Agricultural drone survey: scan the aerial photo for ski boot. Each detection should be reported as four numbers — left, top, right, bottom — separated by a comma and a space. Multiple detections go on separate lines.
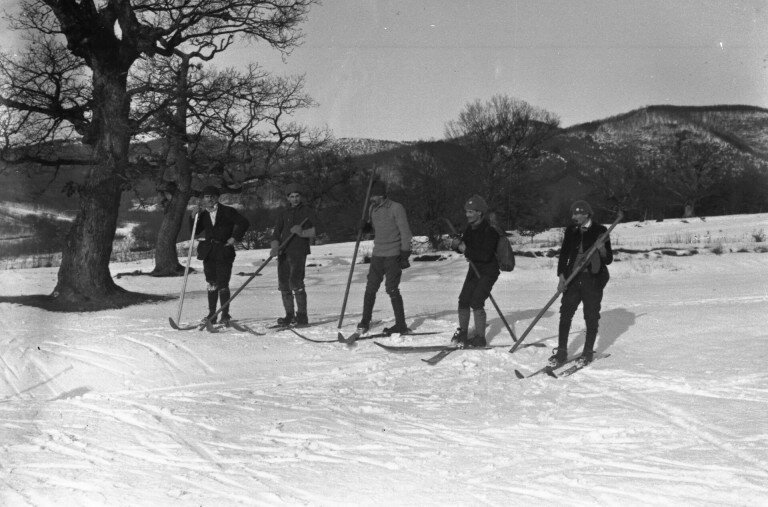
277, 313, 296, 327
468, 335, 487, 348
575, 350, 594, 367
547, 347, 567, 368
356, 321, 370, 335
295, 313, 309, 327
383, 324, 410, 336
450, 328, 468, 348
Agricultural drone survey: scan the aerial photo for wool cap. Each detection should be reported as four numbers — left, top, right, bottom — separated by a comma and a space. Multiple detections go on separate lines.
370, 180, 387, 197
570, 199, 593, 216
201, 185, 220, 197
464, 194, 489, 214
285, 182, 304, 196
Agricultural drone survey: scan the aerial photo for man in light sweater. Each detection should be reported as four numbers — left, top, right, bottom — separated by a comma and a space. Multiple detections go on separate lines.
357, 180, 413, 335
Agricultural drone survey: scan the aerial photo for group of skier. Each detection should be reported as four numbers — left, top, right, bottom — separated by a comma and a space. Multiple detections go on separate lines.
189, 181, 613, 369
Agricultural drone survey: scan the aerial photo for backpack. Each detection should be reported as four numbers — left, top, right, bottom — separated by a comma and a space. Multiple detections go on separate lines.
496, 232, 515, 272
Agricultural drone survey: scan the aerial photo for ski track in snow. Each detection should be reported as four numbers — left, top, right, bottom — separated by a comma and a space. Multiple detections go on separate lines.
2, 217, 768, 504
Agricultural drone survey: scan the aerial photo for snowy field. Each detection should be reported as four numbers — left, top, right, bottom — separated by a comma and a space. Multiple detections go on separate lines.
1, 214, 767, 506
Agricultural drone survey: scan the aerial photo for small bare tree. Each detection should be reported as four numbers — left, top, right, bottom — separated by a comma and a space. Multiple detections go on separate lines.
663, 131, 727, 218
445, 94, 560, 230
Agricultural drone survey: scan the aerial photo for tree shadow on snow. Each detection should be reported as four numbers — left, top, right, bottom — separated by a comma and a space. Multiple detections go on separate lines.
0, 292, 171, 312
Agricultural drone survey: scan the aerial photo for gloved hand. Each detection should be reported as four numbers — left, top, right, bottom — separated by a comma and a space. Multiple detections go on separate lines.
269, 240, 279, 257
557, 274, 567, 293
398, 250, 411, 269
290, 225, 303, 236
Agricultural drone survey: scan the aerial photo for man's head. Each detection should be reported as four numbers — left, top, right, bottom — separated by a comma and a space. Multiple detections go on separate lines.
285, 183, 304, 207
570, 199, 592, 227
369, 180, 386, 205
200, 186, 220, 209
464, 195, 488, 225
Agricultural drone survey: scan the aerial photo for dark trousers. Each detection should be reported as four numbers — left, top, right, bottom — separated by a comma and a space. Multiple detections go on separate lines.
203, 243, 235, 318
278, 254, 307, 316
202, 243, 235, 289
277, 254, 306, 292
361, 255, 405, 326
558, 270, 607, 353
458, 263, 499, 310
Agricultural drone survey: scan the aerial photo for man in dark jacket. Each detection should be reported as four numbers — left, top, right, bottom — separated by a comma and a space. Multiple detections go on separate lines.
270, 182, 317, 326
191, 186, 250, 325
551, 199, 613, 367
449, 195, 500, 347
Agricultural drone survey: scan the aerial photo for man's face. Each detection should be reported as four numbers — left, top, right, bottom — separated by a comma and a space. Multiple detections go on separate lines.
572, 211, 589, 227
465, 208, 482, 225
202, 194, 219, 209
287, 192, 302, 207
370, 194, 385, 205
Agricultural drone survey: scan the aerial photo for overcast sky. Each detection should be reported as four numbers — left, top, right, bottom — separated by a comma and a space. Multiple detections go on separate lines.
2, 0, 767, 141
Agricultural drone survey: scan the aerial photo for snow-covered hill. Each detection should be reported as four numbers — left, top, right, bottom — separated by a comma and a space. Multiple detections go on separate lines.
1, 214, 767, 505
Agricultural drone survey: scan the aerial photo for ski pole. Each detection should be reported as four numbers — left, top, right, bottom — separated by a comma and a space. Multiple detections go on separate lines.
336, 168, 376, 340
170, 211, 199, 329
444, 218, 518, 343
203, 217, 309, 332
508, 210, 624, 354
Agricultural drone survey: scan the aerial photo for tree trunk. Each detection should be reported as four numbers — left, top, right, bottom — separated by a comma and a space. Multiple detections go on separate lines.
683, 203, 695, 218
152, 183, 192, 276
51, 61, 135, 309
151, 55, 193, 277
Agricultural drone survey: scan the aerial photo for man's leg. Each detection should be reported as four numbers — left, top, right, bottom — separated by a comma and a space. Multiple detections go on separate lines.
277, 256, 295, 325
290, 255, 308, 325
360, 257, 385, 331
554, 277, 583, 364
203, 259, 218, 323
468, 269, 498, 346
580, 275, 604, 358
383, 256, 407, 333
216, 248, 234, 322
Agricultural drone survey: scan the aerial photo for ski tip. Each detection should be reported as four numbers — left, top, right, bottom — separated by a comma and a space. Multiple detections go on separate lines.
337, 332, 346, 343
514, 369, 525, 379
168, 317, 179, 329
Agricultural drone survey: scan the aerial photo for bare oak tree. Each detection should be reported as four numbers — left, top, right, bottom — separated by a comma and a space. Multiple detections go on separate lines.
0, 0, 313, 309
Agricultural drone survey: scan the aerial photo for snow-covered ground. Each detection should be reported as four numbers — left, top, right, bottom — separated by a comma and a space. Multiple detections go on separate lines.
1, 214, 767, 506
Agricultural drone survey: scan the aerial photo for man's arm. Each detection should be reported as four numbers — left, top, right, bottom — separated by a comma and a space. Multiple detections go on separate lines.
393, 203, 413, 251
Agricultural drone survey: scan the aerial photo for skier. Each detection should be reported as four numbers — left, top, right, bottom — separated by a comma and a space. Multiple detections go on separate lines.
191, 186, 250, 325
449, 195, 500, 347
357, 180, 413, 335
550, 199, 613, 367
270, 182, 317, 327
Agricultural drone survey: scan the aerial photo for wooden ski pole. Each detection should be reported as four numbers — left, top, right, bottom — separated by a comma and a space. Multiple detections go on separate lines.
444, 218, 518, 343
169, 211, 199, 329
337, 168, 376, 339
508, 210, 624, 354
203, 218, 309, 332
